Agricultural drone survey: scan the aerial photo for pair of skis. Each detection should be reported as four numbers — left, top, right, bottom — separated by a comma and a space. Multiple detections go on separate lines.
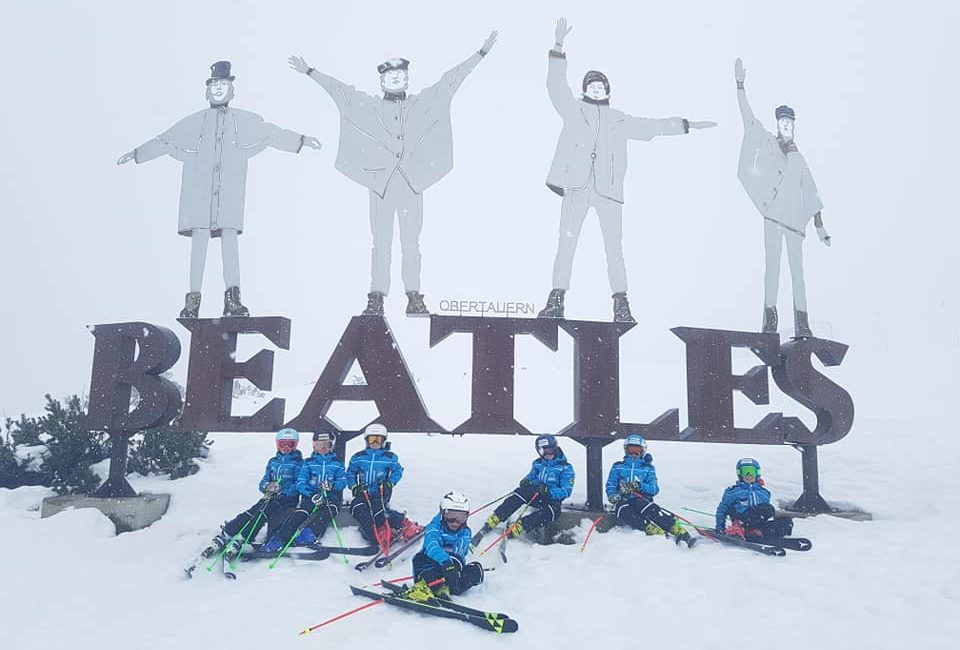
701, 528, 813, 556
348, 580, 518, 634
241, 543, 379, 562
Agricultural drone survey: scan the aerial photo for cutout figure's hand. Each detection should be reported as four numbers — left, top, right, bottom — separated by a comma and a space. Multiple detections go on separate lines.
555, 18, 573, 45
482, 30, 499, 54
688, 121, 718, 130
816, 226, 832, 246
117, 150, 136, 165
302, 136, 322, 150
735, 58, 746, 83
289, 55, 310, 74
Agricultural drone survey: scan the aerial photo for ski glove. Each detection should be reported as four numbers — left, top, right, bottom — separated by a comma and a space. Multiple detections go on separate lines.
311, 493, 327, 506
379, 481, 393, 502
263, 481, 281, 496
319, 481, 333, 493
351, 484, 365, 498
442, 561, 461, 594
619, 481, 639, 495
536, 483, 550, 498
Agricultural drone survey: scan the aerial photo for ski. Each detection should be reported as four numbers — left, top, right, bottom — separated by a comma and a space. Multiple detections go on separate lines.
354, 549, 386, 572
222, 553, 237, 579
498, 535, 508, 563
702, 529, 786, 556
378, 581, 515, 622
762, 536, 812, 552
241, 547, 332, 562
469, 524, 492, 553
373, 529, 426, 568
248, 542, 378, 556
350, 586, 518, 634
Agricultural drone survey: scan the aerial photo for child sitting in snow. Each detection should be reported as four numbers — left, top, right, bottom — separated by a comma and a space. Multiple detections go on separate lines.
715, 458, 793, 540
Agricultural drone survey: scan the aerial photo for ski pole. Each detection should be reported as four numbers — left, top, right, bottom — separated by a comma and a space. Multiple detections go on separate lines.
468, 491, 512, 516
299, 578, 446, 635
320, 486, 350, 565
683, 507, 715, 519
268, 504, 322, 570
580, 513, 606, 553
229, 485, 280, 570
204, 516, 255, 572
480, 492, 539, 556
379, 482, 392, 552
361, 481, 387, 556
674, 513, 719, 542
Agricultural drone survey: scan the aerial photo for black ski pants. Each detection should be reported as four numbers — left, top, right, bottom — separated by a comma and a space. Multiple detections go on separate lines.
412, 552, 484, 596
615, 496, 678, 533
493, 483, 561, 532
223, 495, 298, 540
350, 492, 404, 542
736, 504, 793, 538
272, 494, 341, 544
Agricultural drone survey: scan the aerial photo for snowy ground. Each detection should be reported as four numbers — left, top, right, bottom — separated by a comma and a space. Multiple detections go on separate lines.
2, 417, 958, 650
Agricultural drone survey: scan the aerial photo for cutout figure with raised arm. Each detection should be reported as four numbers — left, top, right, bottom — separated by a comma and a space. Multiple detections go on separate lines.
290, 30, 498, 317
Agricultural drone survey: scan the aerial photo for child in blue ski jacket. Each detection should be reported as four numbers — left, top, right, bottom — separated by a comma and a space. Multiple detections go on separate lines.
605, 434, 693, 546
200, 429, 304, 559
484, 435, 575, 539
261, 429, 348, 552
715, 458, 793, 539
347, 424, 420, 549
405, 491, 485, 602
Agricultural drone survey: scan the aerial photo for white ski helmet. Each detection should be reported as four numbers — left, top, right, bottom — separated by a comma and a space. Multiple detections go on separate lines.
439, 491, 470, 513
363, 423, 388, 443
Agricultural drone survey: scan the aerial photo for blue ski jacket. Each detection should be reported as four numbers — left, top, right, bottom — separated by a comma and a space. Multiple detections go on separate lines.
258, 450, 304, 498
605, 453, 659, 501
421, 512, 472, 566
347, 447, 404, 490
296, 451, 348, 499
522, 449, 575, 502
715, 480, 772, 531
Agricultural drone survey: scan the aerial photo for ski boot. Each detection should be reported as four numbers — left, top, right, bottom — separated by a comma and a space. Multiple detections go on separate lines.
485, 513, 502, 529
508, 520, 524, 539
222, 537, 243, 564
669, 521, 695, 548
724, 519, 746, 539
262, 535, 284, 553
612, 292, 636, 323
180, 291, 201, 319
644, 522, 665, 536
362, 291, 384, 315
295, 527, 317, 546
201, 531, 231, 558
399, 517, 424, 541
405, 291, 430, 317
433, 582, 452, 600
402, 579, 436, 603
223, 286, 249, 317
537, 289, 565, 319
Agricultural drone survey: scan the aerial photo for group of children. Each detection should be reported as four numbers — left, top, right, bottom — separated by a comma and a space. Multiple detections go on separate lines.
200, 425, 793, 601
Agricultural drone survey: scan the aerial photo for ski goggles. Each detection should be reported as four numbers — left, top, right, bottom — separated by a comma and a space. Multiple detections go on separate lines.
442, 510, 469, 526
365, 435, 386, 445
738, 465, 759, 478
276, 440, 297, 452
625, 444, 646, 456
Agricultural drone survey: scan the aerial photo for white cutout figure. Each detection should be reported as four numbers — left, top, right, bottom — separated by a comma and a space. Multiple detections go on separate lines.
735, 58, 831, 338
118, 61, 321, 318
289, 30, 498, 318
538, 19, 716, 323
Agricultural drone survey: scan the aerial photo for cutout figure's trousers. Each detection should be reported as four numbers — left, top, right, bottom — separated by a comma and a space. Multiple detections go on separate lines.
550, 181, 627, 294
189, 228, 241, 292
369, 177, 423, 295
763, 220, 806, 311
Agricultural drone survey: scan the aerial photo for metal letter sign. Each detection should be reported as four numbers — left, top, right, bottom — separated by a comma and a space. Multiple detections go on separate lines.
85, 316, 852, 510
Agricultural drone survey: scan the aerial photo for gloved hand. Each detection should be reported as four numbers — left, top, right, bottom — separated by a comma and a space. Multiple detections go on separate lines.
263, 481, 281, 496
816, 226, 832, 246
311, 493, 327, 507
735, 57, 746, 83
319, 481, 333, 493
379, 481, 393, 501
519, 478, 533, 488
351, 484, 364, 498
536, 483, 550, 498
609, 493, 621, 507
442, 561, 460, 594
619, 481, 639, 495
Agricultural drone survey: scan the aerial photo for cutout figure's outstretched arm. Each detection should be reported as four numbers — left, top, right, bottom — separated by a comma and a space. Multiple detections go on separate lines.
423, 30, 498, 101
547, 18, 576, 115
735, 57, 757, 127
289, 54, 370, 109
118, 113, 203, 165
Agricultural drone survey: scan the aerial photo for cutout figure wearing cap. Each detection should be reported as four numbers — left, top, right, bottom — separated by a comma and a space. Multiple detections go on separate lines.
735, 58, 831, 338
118, 61, 321, 318
537, 18, 716, 323
289, 30, 498, 317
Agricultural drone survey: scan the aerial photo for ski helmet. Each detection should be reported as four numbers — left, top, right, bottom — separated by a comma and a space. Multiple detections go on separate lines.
439, 491, 470, 513
736, 458, 761, 477
535, 434, 558, 458
363, 423, 388, 445
312, 430, 336, 447
276, 427, 299, 451
623, 433, 647, 454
